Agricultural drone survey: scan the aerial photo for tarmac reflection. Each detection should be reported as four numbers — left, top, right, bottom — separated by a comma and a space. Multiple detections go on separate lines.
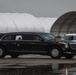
0, 63, 76, 75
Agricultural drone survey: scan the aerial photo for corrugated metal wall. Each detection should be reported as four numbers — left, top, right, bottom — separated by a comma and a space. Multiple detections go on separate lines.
51, 11, 76, 36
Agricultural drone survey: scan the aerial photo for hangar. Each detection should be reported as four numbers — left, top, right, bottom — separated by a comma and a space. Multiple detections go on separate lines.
0, 13, 45, 33
50, 11, 76, 36
0, 13, 56, 33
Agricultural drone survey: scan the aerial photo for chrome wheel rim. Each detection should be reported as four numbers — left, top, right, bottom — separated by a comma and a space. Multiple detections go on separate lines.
0, 48, 3, 56
51, 49, 59, 57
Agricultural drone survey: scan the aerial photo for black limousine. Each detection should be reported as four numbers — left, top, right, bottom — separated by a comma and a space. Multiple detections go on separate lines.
0, 32, 74, 59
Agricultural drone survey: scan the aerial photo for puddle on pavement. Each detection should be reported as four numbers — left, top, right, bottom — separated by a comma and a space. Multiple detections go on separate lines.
0, 63, 76, 75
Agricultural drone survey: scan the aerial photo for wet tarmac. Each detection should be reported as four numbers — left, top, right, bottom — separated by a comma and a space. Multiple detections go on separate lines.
0, 55, 76, 75
0, 63, 76, 75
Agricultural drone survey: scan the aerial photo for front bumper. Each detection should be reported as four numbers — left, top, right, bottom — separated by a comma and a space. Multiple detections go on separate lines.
62, 48, 76, 55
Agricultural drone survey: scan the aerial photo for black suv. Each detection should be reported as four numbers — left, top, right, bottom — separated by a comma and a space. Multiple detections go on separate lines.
0, 32, 70, 59
59, 34, 76, 59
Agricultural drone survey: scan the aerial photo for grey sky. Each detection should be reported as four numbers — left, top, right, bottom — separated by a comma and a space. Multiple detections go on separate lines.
0, 0, 76, 17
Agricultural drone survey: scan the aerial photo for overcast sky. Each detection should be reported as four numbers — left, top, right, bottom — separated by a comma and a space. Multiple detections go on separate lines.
0, 0, 76, 17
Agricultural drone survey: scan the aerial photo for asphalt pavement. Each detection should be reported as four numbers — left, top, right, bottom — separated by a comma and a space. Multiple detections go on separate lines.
0, 55, 76, 73
0, 55, 76, 64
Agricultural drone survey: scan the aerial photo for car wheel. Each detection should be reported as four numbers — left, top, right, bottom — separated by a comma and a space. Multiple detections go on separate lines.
10, 54, 19, 58
50, 46, 62, 59
0, 46, 6, 58
65, 55, 74, 59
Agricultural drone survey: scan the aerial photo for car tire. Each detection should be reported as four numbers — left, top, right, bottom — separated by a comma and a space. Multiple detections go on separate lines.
0, 46, 6, 58
65, 55, 74, 59
10, 54, 19, 58
50, 46, 62, 59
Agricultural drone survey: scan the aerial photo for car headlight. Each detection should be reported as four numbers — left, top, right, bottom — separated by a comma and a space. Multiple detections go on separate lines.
59, 42, 68, 48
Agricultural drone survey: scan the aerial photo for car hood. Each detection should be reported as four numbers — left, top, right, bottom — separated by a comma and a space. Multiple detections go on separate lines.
59, 40, 76, 43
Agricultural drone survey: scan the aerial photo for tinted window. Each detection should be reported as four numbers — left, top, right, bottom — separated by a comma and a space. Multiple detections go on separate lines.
22, 34, 33, 40
61, 36, 74, 40
0, 34, 4, 39
74, 36, 76, 40
41, 34, 54, 41
2, 35, 11, 40
69, 36, 74, 40
33, 35, 42, 41
2, 34, 16, 40
22, 34, 42, 41
11, 35, 16, 40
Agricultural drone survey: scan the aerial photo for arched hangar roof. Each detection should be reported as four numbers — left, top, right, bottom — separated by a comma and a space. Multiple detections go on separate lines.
0, 13, 44, 33
50, 11, 76, 36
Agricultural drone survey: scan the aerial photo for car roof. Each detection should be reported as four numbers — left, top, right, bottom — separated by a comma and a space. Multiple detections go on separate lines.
3, 32, 50, 35
65, 34, 76, 36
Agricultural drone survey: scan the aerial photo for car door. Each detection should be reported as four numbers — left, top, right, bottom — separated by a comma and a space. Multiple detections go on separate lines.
16, 34, 35, 52
14, 34, 26, 52
31, 35, 49, 53
1, 34, 18, 52
17, 34, 48, 53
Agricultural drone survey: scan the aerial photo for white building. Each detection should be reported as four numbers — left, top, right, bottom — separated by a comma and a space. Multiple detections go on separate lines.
0, 13, 57, 33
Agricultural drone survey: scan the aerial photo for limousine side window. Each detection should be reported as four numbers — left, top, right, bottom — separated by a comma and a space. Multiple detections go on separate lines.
15, 35, 22, 40
2, 35, 12, 40
34, 35, 42, 41
22, 34, 42, 41
22, 34, 34, 40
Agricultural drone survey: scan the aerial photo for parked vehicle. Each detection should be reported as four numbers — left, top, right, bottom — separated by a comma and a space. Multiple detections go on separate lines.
61, 34, 76, 42
0, 32, 74, 59
60, 34, 76, 59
